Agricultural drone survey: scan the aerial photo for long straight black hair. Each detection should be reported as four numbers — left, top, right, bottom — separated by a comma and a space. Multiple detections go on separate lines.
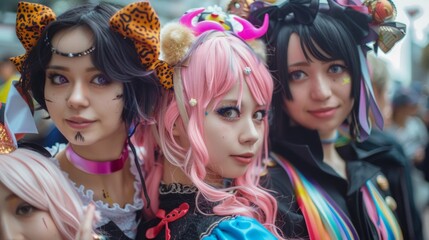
259, 12, 362, 141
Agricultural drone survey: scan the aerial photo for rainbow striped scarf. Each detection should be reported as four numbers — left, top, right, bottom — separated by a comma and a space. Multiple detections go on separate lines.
275, 155, 403, 240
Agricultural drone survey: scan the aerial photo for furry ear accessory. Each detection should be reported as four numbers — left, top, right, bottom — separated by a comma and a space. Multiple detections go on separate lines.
110, 2, 174, 89
10, 2, 56, 74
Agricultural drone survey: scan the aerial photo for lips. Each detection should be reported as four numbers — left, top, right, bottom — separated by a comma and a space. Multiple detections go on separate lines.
65, 117, 95, 129
308, 107, 338, 118
231, 153, 254, 165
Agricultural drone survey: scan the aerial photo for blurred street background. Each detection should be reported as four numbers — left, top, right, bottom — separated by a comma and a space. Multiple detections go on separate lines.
1, 0, 428, 85
1, 0, 429, 238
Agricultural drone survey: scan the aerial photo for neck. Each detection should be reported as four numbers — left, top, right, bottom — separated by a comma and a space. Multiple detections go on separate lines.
162, 157, 193, 185
66, 140, 129, 175
321, 142, 347, 178
320, 130, 339, 145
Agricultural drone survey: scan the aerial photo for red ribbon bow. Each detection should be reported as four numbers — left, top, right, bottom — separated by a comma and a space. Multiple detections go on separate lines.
146, 202, 190, 240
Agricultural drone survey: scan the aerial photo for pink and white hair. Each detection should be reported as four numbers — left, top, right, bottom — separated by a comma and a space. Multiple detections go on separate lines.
0, 148, 83, 240
139, 31, 283, 238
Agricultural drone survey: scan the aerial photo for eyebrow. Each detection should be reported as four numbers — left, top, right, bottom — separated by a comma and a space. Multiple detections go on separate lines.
220, 99, 239, 105
288, 61, 309, 68
46, 65, 99, 72
219, 99, 266, 108
5, 193, 19, 202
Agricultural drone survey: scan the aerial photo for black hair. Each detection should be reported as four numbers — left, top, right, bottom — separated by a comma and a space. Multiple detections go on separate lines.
23, 2, 160, 128
257, 10, 362, 141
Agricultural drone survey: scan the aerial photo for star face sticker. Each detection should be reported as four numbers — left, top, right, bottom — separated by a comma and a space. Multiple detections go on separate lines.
342, 77, 351, 85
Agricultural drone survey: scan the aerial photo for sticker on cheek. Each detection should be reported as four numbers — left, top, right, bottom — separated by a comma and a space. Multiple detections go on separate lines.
342, 77, 351, 85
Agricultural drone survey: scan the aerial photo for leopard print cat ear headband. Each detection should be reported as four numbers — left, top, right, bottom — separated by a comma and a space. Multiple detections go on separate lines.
11, 2, 174, 90
10, 2, 56, 74
110, 2, 173, 89
11, 2, 95, 70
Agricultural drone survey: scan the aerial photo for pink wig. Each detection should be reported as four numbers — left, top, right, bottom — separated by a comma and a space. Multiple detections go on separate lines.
0, 148, 83, 240
141, 31, 282, 238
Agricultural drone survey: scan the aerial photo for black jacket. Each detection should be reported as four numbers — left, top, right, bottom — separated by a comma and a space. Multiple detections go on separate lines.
338, 129, 423, 240
263, 126, 412, 239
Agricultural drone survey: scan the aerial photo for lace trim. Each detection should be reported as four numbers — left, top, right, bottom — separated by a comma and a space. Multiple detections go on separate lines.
200, 216, 234, 239
46, 143, 143, 239
159, 183, 198, 195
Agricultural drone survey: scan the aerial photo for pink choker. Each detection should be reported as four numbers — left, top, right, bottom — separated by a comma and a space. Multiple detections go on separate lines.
65, 142, 129, 175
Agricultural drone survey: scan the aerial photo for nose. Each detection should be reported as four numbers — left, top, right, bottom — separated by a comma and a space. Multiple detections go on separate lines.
66, 81, 90, 109
310, 74, 332, 101
0, 214, 22, 240
239, 117, 260, 146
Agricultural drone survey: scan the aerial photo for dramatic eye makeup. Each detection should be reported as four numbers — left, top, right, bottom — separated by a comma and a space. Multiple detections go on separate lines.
216, 106, 240, 120
47, 72, 68, 85
253, 110, 267, 122
288, 70, 307, 82
91, 74, 112, 86
328, 63, 347, 74
15, 202, 37, 216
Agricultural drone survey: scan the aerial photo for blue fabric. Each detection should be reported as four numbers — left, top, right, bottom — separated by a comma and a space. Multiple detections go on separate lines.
202, 216, 277, 240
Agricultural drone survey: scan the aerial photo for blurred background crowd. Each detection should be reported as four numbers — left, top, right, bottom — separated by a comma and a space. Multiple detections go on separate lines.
1, 0, 429, 238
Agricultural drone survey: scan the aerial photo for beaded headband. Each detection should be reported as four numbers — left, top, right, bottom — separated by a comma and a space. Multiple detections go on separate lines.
50, 46, 95, 58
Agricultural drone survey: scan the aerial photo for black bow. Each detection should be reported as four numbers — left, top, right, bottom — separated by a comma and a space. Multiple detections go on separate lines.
250, 0, 372, 45
250, 0, 319, 26
324, 0, 372, 44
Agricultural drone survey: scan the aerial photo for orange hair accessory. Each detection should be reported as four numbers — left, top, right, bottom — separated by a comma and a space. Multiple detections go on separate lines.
0, 123, 15, 154
10, 2, 56, 73
110, 2, 174, 89
364, 0, 396, 24
0, 83, 38, 154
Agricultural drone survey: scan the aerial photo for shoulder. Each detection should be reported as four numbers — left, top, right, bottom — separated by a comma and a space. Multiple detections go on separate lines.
341, 130, 408, 168
261, 154, 294, 195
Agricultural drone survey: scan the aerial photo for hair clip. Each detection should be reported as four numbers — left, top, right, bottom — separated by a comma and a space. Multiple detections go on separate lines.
189, 98, 197, 107
244, 67, 252, 75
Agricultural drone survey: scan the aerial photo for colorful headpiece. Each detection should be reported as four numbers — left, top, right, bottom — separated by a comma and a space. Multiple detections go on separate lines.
180, 6, 269, 42
251, 0, 406, 141
227, 0, 255, 18
0, 83, 38, 154
161, 6, 268, 68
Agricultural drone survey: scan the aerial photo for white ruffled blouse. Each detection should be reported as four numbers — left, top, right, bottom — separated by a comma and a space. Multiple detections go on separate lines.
47, 143, 143, 239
